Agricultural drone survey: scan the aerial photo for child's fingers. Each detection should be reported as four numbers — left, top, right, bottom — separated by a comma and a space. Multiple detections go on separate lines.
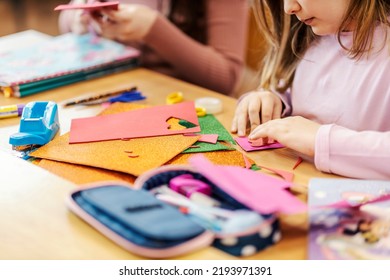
248, 123, 266, 140
247, 98, 261, 132
234, 104, 250, 136
259, 96, 274, 124
230, 116, 238, 133
272, 100, 282, 120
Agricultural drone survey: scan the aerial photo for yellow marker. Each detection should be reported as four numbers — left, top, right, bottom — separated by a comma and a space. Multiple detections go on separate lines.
166, 91, 183, 104
0, 104, 25, 119
195, 106, 207, 117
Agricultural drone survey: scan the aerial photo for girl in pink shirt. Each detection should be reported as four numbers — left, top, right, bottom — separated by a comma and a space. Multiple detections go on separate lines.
59, 0, 249, 96
231, 0, 390, 179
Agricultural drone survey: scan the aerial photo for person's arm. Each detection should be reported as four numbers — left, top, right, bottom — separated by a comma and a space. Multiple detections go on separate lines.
315, 125, 390, 179
143, 0, 249, 95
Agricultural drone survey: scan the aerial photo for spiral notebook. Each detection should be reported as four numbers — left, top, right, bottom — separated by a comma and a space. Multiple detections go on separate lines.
0, 33, 140, 97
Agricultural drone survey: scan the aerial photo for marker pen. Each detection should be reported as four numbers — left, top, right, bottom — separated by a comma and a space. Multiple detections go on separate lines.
0, 104, 25, 119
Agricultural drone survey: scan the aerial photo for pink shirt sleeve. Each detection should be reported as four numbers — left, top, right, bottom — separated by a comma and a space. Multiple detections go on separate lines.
143, 0, 248, 95
315, 124, 390, 180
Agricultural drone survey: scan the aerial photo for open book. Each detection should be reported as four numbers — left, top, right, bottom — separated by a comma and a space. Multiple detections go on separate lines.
0, 32, 139, 97
308, 178, 390, 260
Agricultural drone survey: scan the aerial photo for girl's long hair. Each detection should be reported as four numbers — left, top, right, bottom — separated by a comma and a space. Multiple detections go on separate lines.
252, 0, 390, 93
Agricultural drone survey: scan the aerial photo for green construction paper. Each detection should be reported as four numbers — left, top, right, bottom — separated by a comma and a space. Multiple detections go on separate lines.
183, 141, 235, 153
182, 114, 236, 153
250, 164, 261, 171
198, 114, 235, 143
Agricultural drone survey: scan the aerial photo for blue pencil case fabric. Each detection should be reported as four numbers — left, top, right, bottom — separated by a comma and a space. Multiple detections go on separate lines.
67, 182, 214, 258
67, 167, 281, 258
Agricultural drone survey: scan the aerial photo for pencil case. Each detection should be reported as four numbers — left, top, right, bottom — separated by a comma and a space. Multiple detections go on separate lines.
67, 155, 305, 258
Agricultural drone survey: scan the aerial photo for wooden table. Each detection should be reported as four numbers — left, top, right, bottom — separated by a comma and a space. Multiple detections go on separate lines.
0, 68, 337, 260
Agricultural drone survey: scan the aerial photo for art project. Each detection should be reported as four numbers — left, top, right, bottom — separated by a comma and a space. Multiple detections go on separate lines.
308, 178, 390, 260
69, 101, 200, 143
54, 2, 119, 11
235, 137, 284, 152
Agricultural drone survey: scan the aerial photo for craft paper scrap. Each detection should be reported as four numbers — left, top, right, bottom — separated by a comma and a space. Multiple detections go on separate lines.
258, 165, 294, 183
196, 114, 235, 143
54, 2, 119, 11
183, 141, 235, 153
69, 101, 200, 143
194, 134, 219, 144
182, 114, 235, 153
189, 155, 306, 215
38, 159, 136, 185
235, 137, 284, 152
308, 178, 390, 260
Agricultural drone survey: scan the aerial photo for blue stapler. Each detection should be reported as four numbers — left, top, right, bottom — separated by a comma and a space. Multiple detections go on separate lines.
9, 101, 60, 159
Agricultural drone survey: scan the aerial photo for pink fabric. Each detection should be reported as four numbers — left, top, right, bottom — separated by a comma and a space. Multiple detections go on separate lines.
281, 24, 390, 180
189, 155, 307, 215
59, 0, 249, 95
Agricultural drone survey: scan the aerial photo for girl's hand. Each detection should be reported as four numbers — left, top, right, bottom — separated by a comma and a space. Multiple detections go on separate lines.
231, 90, 283, 136
91, 4, 158, 43
248, 116, 320, 157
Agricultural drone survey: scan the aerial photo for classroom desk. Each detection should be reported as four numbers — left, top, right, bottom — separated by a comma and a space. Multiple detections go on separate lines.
0, 68, 338, 260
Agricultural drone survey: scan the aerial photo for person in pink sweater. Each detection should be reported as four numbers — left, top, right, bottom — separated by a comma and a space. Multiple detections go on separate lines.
59, 0, 249, 96
231, 0, 390, 180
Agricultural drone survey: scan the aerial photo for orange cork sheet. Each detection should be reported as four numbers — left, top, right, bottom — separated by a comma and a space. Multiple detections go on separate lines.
31, 133, 199, 177
31, 103, 200, 177
37, 150, 254, 185
167, 150, 255, 167
38, 159, 136, 185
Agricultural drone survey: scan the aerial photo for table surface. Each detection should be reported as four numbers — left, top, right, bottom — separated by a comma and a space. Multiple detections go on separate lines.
0, 68, 338, 260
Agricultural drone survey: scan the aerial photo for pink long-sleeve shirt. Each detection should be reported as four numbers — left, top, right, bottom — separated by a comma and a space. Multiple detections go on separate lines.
279, 24, 390, 180
59, 0, 248, 95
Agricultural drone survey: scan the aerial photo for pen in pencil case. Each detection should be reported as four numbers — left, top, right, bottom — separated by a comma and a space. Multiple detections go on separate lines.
63, 86, 138, 106
0, 104, 25, 119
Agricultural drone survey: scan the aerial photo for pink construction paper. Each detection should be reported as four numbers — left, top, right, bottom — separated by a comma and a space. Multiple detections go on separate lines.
235, 137, 284, 152
258, 165, 294, 182
197, 134, 219, 144
54, 2, 119, 11
189, 155, 307, 214
69, 101, 200, 144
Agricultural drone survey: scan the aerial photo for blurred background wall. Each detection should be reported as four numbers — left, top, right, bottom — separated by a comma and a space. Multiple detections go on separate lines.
0, 0, 64, 36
